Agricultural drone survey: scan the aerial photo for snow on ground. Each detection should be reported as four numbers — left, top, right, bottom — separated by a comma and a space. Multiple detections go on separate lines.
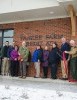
0, 84, 77, 100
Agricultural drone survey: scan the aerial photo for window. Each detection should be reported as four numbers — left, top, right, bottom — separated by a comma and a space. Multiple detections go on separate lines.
0, 31, 2, 37
4, 30, 13, 37
0, 29, 14, 47
0, 31, 2, 48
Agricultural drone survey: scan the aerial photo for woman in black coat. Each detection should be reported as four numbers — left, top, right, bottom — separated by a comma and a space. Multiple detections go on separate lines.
49, 42, 60, 79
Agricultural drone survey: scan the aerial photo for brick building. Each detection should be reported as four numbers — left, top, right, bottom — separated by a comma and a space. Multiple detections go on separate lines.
0, 0, 77, 78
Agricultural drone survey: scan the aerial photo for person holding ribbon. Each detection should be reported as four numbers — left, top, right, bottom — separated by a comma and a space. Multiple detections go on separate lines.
65, 40, 77, 82
60, 37, 70, 80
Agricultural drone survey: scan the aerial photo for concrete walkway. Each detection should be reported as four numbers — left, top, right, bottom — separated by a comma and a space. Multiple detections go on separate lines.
0, 76, 77, 93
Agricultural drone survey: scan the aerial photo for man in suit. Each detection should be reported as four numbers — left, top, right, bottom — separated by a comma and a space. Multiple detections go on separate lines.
60, 37, 70, 80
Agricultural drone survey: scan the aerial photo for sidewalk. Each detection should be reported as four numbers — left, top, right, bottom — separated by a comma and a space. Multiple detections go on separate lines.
0, 76, 77, 93
0, 75, 74, 84
0, 76, 77, 100
0, 75, 76, 84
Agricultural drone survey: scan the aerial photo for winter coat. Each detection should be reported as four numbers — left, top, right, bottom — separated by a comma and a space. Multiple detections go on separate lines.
10, 50, 19, 61
7, 46, 14, 58
42, 50, 49, 67
32, 49, 43, 62
1, 46, 9, 58
19, 46, 29, 61
49, 47, 60, 65
61, 42, 70, 60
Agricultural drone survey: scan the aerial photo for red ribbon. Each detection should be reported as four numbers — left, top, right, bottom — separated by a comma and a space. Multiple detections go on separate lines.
62, 51, 68, 75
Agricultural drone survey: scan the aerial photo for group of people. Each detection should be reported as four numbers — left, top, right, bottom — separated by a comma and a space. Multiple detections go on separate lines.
32, 37, 77, 82
0, 41, 29, 79
0, 37, 77, 82
32, 43, 60, 79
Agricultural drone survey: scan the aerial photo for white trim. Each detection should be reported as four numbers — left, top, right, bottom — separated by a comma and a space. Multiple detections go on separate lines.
57, 0, 74, 2
0, 15, 70, 24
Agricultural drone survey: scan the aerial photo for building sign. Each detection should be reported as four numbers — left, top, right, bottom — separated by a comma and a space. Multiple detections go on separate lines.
20, 33, 63, 46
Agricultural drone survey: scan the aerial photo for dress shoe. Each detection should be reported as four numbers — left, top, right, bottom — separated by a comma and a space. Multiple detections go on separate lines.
69, 79, 77, 82
42, 76, 47, 79
22, 76, 26, 79
34, 76, 39, 78
60, 78, 68, 80
19, 76, 23, 78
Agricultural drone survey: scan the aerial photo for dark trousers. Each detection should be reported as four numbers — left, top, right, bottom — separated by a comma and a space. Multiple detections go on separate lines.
0, 58, 2, 74
20, 61, 27, 76
43, 67, 48, 78
70, 57, 77, 80
11, 60, 19, 76
50, 64, 57, 79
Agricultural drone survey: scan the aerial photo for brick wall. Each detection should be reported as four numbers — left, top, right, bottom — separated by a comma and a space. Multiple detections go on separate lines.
0, 17, 77, 78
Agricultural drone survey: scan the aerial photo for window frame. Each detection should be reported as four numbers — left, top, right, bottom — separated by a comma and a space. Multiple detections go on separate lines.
0, 28, 14, 47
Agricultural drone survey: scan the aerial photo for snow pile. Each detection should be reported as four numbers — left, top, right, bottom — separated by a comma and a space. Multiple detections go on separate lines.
0, 85, 77, 100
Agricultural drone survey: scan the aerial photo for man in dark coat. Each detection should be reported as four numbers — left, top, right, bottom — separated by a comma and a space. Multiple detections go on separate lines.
1, 41, 9, 76
60, 37, 70, 80
49, 42, 60, 79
